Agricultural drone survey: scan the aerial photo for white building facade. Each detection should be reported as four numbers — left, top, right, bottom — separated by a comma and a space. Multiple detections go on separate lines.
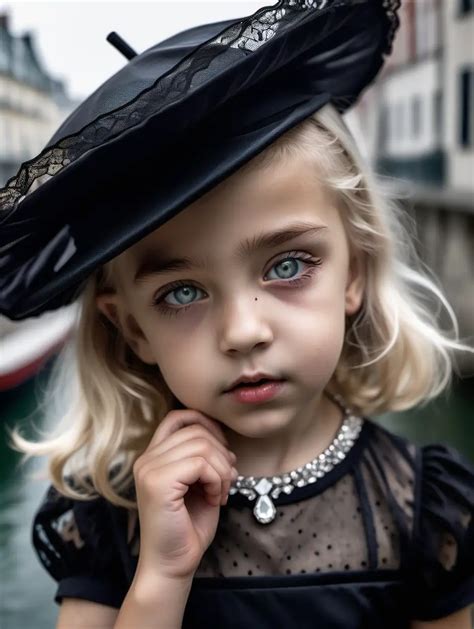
0, 14, 76, 186
374, 0, 444, 186
443, 1, 474, 191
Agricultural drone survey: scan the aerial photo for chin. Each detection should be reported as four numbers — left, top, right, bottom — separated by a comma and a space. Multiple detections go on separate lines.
231, 412, 291, 434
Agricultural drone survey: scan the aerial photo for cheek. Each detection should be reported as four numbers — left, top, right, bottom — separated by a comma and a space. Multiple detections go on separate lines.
285, 279, 347, 377
144, 328, 211, 399
297, 325, 345, 379
284, 263, 347, 327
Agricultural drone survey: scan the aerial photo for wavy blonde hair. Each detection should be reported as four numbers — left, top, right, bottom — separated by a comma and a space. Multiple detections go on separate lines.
7, 103, 473, 510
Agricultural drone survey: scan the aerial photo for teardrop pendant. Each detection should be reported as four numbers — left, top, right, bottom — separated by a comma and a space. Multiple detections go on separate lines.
253, 493, 277, 524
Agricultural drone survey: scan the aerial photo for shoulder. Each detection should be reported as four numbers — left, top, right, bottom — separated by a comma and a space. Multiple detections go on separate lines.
369, 419, 474, 528
362, 418, 474, 540
361, 417, 474, 496
362, 418, 474, 621
32, 481, 139, 608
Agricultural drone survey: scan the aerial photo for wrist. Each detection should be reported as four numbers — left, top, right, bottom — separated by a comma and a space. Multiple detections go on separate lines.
132, 563, 194, 603
115, 565, 194, 628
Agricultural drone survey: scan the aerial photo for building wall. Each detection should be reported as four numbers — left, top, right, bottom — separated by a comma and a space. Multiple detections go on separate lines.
415, 0, 442, 57
443, 2, 474, 191
0, 75, 60, 164
381, 58, 440, 158
0, 13, 75, 185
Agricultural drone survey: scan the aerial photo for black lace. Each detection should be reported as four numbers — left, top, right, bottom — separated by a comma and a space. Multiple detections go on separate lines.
0, 0, 400, 217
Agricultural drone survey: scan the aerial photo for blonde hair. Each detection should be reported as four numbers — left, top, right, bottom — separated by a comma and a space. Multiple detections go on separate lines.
7, 103, 473, 510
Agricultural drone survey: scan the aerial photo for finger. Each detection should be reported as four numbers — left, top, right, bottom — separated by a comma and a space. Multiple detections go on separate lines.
139, 439, 235, 486
146, 409, 230, 451
142, 456, 227, 507
136, 443, 236, 505
143, 425, 237, 467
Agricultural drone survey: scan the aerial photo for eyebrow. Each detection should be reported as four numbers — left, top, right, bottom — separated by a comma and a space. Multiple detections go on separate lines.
133, 221, 328, 284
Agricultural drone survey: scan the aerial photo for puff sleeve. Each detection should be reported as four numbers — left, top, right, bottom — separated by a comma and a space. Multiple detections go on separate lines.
407, 443, 474, 621
31, 484, 132, 608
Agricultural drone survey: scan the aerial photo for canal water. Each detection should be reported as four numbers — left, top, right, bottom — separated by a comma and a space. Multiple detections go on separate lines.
1, 358, 473, 628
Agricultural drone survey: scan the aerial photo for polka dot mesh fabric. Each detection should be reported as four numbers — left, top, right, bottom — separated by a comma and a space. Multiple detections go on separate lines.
196, 475, 370, 577
193, 427, 416, 578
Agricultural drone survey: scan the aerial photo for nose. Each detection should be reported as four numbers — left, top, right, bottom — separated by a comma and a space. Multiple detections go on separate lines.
218, 294, 273, 354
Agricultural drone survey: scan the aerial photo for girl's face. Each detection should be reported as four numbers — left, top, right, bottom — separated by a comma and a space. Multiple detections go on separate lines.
97, 153, 364, 465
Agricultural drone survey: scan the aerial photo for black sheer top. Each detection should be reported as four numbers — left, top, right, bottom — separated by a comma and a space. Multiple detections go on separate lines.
31, 418, 474, 628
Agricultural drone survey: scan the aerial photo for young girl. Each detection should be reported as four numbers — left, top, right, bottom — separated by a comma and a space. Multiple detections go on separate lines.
3, 2, 474, 628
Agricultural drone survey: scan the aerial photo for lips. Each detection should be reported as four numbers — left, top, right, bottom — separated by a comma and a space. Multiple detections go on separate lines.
226, 379, 287, 404
225, 377, 285, 392
233, 378, 272, 389
224, 371, 285, 393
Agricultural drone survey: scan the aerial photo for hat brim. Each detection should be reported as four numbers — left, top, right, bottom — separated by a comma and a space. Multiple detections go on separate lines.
0, 0, 400, 319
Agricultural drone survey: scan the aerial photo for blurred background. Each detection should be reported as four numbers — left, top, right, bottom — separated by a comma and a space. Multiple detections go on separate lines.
0, 1, 473, 627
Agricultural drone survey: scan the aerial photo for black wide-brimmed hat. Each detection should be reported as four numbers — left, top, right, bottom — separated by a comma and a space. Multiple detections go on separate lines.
0, 0, 401, 320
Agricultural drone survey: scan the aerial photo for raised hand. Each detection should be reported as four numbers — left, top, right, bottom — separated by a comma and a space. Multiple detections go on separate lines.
132, 409, 238, 580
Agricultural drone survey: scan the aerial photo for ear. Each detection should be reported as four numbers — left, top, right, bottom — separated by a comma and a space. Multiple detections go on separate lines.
95, 292, 156, 365
345, 251, 365, 316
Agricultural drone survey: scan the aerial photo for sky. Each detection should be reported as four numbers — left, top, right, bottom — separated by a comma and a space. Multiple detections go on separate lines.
1, 1, 265, 100
0, 0, 368, 155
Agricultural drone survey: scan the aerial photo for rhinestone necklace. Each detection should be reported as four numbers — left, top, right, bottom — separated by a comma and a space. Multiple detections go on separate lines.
228, 393, 364, 524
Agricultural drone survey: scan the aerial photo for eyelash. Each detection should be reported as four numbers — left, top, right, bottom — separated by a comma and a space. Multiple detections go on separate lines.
151, 251, 323, 318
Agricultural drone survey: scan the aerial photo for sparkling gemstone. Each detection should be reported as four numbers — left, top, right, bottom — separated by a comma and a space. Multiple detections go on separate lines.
254, 477, 273, 496
282, 484, 293, 494
254, 495, 277, 524
240, 488, 256, 499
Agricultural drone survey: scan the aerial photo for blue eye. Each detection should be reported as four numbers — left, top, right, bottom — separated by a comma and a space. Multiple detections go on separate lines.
152, 252, 322, 318
163, 285, 201, 307
267, 257, 302, 281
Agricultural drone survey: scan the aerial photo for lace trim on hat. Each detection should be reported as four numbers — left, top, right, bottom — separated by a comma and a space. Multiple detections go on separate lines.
0, 0, 400, 217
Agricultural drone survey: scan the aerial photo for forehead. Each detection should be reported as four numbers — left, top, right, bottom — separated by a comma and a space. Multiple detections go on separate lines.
121, 153, 339, 273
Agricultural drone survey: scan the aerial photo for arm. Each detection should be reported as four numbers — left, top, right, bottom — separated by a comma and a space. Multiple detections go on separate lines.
410, 605, 473, 629
113, 569, 193, 629
56, 570, 193, 629
57, 599, 118, 628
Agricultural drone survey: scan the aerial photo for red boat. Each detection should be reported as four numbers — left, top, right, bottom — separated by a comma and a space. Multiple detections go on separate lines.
0, 305, 77, 391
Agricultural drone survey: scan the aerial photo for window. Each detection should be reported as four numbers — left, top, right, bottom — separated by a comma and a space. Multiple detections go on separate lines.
433, 89, 442, 143
412, 96, 421, 137
396, 101, 404, 139
379, 104, 389, 150
459, 0, 474, 15
459, 68, 473, 148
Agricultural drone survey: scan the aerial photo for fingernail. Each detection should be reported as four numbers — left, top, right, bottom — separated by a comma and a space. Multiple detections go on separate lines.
231, 466, 238, 476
